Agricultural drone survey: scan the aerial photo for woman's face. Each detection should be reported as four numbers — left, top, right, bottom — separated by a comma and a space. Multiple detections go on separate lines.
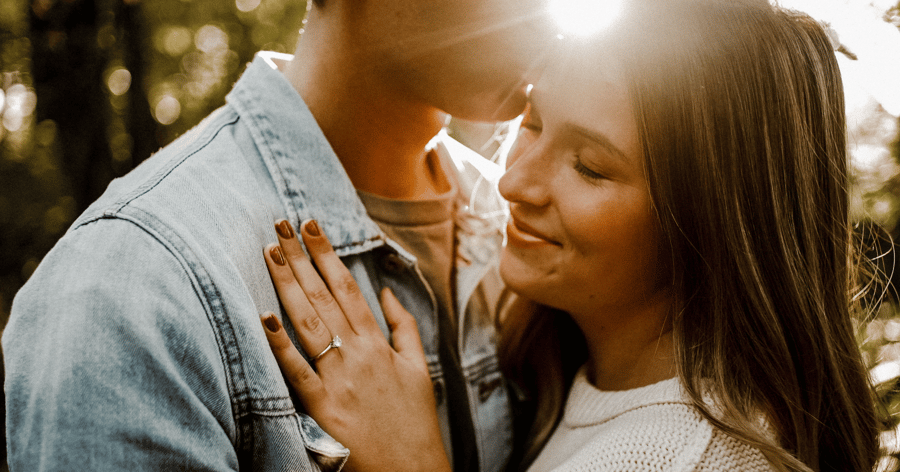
498, 43, 671, 320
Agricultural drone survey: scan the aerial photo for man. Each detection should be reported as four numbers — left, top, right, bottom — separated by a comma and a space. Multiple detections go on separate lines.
4, 0, 554, 470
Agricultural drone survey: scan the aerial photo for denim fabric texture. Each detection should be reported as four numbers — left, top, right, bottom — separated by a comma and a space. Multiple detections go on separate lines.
3, 53, 512, 471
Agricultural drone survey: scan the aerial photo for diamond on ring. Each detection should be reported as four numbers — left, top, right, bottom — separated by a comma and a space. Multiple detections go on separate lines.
314, 335, 342, 361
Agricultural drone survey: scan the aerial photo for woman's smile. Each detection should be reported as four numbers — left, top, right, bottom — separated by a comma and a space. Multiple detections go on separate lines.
497, 41, 669, 320
506, 214, 561, 249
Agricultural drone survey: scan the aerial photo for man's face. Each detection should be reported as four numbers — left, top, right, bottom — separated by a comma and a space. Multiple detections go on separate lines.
364, 0, 557, 122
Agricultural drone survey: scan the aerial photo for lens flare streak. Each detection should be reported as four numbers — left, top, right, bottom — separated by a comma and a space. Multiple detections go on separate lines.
548, 0, 623, 38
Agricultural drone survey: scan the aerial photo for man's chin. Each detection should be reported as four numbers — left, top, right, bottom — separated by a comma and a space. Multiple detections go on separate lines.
455, 87, 529, 123
491, 90, 529, 121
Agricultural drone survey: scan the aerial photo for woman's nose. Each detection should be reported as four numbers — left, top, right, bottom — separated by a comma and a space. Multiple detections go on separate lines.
498, 143, 551, 208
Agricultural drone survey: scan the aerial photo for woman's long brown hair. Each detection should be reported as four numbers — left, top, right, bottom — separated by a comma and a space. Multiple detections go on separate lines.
499, 2, 880, 471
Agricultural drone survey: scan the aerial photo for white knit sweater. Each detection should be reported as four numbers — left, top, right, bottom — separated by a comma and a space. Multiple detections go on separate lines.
527, 369, 775, 472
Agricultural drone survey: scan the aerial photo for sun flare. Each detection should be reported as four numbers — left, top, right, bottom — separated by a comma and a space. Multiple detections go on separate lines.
549, 0, 623, 38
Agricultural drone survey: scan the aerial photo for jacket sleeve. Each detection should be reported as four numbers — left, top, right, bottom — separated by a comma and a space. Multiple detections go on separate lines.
3, 218, 239, 471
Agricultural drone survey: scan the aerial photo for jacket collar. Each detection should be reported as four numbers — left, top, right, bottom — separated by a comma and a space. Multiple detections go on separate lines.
226, 53, 385, 256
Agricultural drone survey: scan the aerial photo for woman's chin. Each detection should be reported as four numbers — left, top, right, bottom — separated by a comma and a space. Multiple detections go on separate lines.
499, 249, 553, 305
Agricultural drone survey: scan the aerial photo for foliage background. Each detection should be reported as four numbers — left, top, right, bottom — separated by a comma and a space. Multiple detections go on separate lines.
0, 0, 307, 324
0, 0, 899, 470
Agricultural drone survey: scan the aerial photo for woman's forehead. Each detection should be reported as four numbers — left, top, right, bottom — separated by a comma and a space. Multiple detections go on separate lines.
535, 42, 628, 112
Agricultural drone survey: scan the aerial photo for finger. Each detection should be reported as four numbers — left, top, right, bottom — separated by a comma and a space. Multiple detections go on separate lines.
264, 243, 337, 360
380, 288, 426, 364
273, 219, 353, 338
301, 219, 380, 335
260, 312, 326, 402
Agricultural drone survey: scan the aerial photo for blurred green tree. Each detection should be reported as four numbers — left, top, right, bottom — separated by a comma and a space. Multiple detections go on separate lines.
0, 0, 306, 326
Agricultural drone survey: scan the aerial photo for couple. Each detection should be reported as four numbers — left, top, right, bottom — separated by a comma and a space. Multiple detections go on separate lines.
259, 1, 879, 471
3, 0, 878, 472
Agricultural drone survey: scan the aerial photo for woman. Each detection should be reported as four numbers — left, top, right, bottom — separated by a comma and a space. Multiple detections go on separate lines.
260, 0, 879, 470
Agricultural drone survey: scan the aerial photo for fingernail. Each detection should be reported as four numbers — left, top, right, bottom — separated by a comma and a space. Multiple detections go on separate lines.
304, 219, 321, 237
275, 220, 295, 239
261, 312, 281, 333
270, 245, 286, 266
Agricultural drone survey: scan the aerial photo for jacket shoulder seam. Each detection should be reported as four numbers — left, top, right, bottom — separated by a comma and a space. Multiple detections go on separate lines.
76, 107, 240, 226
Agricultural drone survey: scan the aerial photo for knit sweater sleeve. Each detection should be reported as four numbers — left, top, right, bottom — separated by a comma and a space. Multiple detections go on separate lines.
545, 402, 773, 472
694, 428, 774, 471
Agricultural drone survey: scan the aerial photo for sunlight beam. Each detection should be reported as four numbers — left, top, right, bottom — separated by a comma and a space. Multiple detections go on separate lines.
549, 0, 623, 38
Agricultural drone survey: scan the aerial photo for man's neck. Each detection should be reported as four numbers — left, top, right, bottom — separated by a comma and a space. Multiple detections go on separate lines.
282, 29, 450, 201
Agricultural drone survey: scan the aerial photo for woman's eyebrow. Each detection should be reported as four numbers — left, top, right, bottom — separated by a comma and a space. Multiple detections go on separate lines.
528, 90, 627, 163
563, 122, 628, 163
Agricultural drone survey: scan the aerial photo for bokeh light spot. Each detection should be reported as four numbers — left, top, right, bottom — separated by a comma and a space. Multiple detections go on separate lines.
43, 204, 70, 235
3, 111, 24, 133
21, 259, 39, 281
111, 132, 133, 162
162, 26, 193, 56
549, 0, 622, 38
154, 95, 181, 125
872, 196, 897, 223
236, 0, 261, 13
6, 84, 37, 117
35, 119, 57, 147
195, 25, 228, 53
181, 51, 202, 75
852, 144, 895, 177
107, 68, 132, 96
97, 24, 116, 50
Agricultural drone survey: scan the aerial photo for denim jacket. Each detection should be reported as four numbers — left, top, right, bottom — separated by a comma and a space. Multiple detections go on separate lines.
3, 53, 512, 471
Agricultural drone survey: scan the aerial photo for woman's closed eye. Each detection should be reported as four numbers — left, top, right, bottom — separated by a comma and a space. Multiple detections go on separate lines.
574, 158, 607, 182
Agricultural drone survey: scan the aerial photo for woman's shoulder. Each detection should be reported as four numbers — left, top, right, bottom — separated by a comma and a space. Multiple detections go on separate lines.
553, 402, 772, 472
693, 426, 774, 472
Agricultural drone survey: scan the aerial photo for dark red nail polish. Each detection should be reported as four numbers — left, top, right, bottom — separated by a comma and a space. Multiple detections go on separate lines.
275, 220, 295, 239
262, 313, 280, 333
305, 220, 321, 237
270, 246, 286, 265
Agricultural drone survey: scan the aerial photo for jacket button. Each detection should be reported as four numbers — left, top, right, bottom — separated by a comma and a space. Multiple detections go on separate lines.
433, 379, 445, 405
379, 253, 407, 274
478, 377, 502, 403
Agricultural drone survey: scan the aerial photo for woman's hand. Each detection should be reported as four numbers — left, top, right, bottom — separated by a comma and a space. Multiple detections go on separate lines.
260, 219, 451, 472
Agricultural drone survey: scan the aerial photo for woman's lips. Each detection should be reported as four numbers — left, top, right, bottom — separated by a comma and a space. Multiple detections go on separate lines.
506, 218, 560, 248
